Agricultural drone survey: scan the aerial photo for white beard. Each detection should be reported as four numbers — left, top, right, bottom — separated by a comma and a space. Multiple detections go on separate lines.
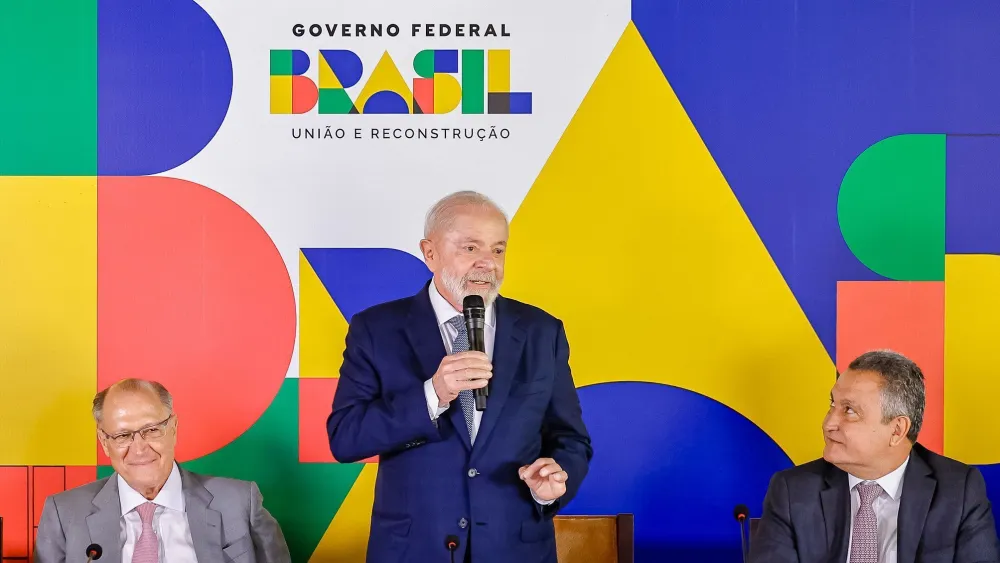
440, 267, 501, 307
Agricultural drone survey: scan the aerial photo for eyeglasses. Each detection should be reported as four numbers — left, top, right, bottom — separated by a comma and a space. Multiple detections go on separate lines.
100, 415, 173, 447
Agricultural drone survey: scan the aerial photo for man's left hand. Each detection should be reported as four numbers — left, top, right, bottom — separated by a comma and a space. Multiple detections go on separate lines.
519, 458, 567, 502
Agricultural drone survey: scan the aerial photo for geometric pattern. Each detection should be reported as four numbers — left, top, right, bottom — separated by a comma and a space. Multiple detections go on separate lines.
4, 0, 1000, 561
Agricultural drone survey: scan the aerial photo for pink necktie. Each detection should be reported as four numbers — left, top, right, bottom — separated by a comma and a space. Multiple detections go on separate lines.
131, 501, 159, 563
849, 481, 883, 563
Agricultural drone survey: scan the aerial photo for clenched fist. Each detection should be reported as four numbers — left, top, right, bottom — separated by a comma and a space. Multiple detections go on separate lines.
432, 351, 492, 407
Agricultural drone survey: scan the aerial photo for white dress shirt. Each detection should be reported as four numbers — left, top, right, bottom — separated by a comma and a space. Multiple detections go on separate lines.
119, 462, 199, 563
421, 282, 553, 506
845, 457, 909, 563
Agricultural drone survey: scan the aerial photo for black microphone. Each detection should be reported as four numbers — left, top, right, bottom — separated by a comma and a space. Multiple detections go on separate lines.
85, 543, 103, 561
445, 534, 460, 563
463, 294, 487, 411
733, 504, 749, 563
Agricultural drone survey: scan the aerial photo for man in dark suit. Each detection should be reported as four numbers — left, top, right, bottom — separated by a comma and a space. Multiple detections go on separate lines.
750, 350, 1000, 563
326, 190, 593, 563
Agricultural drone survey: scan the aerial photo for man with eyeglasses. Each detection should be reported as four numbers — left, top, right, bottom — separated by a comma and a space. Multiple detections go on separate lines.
34, 378, 291, 563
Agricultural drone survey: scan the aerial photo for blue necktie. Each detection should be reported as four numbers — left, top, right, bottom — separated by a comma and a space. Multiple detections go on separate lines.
447, 315, 477, 440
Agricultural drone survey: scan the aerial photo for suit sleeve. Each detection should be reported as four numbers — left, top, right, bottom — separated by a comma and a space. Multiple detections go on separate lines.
536, 321, 594, 518
249, 481, 292, 563
955, 466, 1000, 563
326, 313, 442, 462
33, 496, 66, 563
748, 472, 800, 563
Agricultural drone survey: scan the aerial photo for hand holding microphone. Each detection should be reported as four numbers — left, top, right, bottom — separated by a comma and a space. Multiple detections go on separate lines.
431, 294, 492, 409
430, 352, 492, 407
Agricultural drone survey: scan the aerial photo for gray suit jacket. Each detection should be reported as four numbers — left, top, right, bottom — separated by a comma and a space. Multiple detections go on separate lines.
33, 467, 291, 563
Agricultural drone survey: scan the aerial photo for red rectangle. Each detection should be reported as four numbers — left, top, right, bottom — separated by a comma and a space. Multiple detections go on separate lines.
0, 466, 29, 558
65, 466, 98, 490
32, 467, 65, 527
299, 378, 376, 463
837, 281, 944, 453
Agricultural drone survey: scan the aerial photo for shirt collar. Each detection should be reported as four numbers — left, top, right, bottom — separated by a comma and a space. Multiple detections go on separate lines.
118, 461, 185, 515
428, 280, 496, 329
848, 455, 909, 501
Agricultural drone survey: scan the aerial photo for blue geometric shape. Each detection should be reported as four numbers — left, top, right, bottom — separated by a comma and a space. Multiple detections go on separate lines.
98, 0, 233, 175
975, 463, 1000, 539
565, 382, 793, 563
632, 0, 1000, 360
509, 93, 532, 114
321, 50, 363, 88
363, 91, 410, 114
301, 248, 431, 321
946, 135, 1000, 255
434, 50, 459, 74
291, 49, 310, 76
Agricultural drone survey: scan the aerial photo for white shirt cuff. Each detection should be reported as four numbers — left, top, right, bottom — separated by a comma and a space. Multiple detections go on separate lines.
424, 379, 449, 420
531, 490, 556, 505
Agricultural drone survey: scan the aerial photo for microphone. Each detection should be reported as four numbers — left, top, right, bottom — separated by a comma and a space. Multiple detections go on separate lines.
85, 543, 103, 561
445, 534, 460, 563
462, 294, 487, 411
733, 504, 749, 563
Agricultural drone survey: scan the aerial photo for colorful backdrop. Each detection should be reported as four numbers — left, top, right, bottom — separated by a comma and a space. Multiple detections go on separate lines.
2, 1, 999, 561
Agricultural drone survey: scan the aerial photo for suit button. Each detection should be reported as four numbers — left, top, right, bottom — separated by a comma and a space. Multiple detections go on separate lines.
467, 468, 478, 477
459, 518, 468, 528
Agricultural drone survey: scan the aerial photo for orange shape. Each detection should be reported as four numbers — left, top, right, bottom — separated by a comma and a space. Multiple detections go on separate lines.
836, 281, 944, 453
0, 466, 29, 558
299, 378, 376, 464
97, 176, 295, 463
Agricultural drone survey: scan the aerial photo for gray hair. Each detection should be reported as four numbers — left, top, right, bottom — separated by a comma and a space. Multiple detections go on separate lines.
92, 378, 173, 423
423, 190, 507, 238
848, 349, 925, 443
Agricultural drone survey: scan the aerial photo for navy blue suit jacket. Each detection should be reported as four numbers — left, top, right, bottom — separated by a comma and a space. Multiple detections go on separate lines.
750, 443, 1000, 563
326, 283, 593, 563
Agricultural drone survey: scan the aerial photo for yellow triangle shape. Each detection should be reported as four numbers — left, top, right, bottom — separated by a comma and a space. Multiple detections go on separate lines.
319, 55, 343, 89
309, 463, 378, 562
502, 22, 834, 465
355, 51, 413, 113
299, 252, 348, 378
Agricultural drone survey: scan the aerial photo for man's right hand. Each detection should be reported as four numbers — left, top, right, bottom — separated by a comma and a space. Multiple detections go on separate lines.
431, 351, 492, 407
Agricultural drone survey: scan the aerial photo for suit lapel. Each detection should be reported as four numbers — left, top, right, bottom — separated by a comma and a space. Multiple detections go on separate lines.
181, 468, 224, 563
472, 296, 525, 458
86, 476, 122, 563
820, 464, 850, 561
897, 448, 935, 563
404, 283, 472, 450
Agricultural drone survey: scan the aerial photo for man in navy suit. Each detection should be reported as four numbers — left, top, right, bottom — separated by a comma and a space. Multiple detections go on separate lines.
326, 190, 593, 563
750, 350, 1000, 563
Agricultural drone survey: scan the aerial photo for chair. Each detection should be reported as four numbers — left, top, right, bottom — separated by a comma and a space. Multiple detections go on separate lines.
554, 513, 634, 563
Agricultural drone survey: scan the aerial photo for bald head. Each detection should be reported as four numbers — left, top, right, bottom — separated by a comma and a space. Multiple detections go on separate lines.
423, 191, 508, 239
93, 378, 173, 424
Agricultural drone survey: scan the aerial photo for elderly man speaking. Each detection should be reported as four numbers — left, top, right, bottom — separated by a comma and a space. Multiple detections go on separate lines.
327, 190, 594, 563
34, 378, 291, 563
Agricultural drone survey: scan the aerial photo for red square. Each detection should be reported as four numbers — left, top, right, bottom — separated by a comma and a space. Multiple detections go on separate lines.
299, 378, 377, 463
